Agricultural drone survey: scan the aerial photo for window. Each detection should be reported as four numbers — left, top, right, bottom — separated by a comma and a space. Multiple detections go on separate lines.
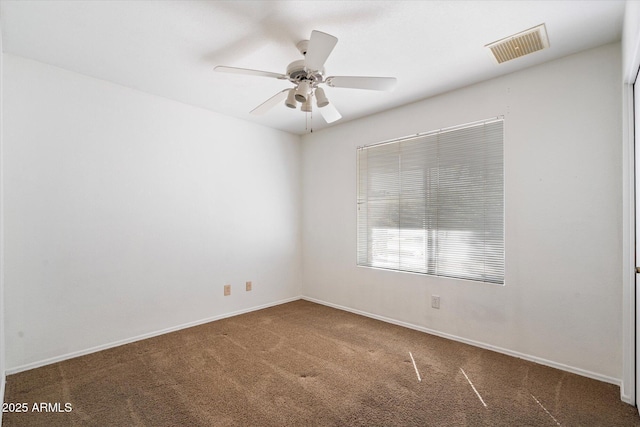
357, 118, 504, 284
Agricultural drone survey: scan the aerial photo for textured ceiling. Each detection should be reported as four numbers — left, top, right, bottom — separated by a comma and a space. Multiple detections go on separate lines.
0, 1, 625, 135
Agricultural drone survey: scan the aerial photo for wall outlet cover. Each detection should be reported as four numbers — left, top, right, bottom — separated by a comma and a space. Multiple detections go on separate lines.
431, 295, 440, 309
224, 284, 231, 296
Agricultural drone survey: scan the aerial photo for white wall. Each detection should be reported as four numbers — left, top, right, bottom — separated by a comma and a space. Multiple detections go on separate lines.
302, 43, 622, 382
3, 54, 302, 371
0, 15, 6, 424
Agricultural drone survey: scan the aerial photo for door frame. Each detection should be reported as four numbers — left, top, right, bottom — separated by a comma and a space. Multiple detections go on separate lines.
623, 78, 635, 405
624, 3, 640, 403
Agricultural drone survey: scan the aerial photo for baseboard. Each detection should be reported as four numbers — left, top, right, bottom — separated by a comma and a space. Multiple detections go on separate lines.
302, 296, 621, 387
6, 296, 302, 375
6, 295, 623, 390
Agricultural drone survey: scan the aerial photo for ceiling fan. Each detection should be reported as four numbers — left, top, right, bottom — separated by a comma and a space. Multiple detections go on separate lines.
214, 30, 397, 124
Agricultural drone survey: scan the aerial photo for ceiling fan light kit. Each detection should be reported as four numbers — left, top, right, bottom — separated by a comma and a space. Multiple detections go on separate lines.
314, 87, 329, 108
294, 80, 311, 103
214, 30, 397, 126
301, 97, 313, 113
285, 89, 297, 109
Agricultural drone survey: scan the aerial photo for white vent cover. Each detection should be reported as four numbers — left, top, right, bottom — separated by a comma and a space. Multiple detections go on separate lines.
486, 24, 549, 64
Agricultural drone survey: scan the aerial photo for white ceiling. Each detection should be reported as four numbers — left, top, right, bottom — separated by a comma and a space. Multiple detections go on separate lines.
0, 0, 625, 135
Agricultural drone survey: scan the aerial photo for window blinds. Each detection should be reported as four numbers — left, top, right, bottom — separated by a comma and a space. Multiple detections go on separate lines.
357, 118, 504, 284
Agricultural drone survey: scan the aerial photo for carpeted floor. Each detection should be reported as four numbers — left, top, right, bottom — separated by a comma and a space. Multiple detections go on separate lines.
3, 300, 639, 426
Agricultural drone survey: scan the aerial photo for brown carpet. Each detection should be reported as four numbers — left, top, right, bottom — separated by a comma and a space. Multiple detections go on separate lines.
3, 300, 639, 426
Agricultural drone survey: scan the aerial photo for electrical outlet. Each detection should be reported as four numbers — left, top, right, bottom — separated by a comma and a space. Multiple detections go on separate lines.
224, 284, 231, 296
246, 281, 252, 291
431, 295, 440, 309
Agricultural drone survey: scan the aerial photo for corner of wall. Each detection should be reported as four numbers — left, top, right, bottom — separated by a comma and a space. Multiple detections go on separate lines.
0, 14, 7, 422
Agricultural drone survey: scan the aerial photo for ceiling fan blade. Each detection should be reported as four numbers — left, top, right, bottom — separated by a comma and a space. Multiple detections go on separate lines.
250, 89, 289, 115
319, 103, 342, 124
305, 30, 338, 72
214, 65, 286, 80
326, 76, 397, 91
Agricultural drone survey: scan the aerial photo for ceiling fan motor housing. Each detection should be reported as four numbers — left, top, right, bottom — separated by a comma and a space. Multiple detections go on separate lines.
287, 59, 324, 83
286, 59, 307, 81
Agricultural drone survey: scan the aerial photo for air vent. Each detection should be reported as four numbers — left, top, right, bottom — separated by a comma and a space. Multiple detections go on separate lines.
486, 24, 549, 64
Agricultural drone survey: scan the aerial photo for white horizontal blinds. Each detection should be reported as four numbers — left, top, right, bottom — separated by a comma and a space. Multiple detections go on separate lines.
436, 122, 504, 283
398, 134, 438, 273
357, 142, 401, 269
357, 119, 504, 284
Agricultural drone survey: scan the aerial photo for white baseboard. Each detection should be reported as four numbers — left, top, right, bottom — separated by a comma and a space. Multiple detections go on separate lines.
6, 296, 302, 375
621, 391, 634, 405
6, 295, 623, 392
302, 296, 621, 387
